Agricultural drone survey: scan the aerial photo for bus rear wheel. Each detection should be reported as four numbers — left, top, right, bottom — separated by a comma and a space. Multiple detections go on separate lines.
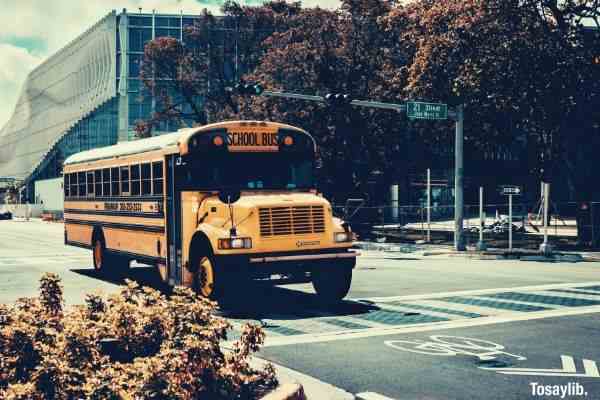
312, 263, 353, 303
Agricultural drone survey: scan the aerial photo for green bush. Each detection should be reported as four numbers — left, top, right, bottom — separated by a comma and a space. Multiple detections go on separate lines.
0, 273, 277, 399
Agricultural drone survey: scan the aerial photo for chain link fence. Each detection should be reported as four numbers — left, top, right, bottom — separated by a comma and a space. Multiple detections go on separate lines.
335, 201, 598, 250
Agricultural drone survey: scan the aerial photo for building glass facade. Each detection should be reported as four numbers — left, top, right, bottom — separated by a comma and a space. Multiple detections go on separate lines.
0, 10, 221, 200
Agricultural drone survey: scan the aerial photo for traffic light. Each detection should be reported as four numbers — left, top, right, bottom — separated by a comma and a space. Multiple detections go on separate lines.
324, 93, 352, 108
234, 82, 264, 96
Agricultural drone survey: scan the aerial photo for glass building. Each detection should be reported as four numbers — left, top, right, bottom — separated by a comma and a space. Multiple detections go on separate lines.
0, 9, 237, 200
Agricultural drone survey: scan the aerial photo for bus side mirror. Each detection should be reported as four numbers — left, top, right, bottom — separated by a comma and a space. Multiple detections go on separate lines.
218, 188, 241, 205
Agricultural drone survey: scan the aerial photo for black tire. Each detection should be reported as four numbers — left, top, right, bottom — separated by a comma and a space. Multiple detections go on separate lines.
192, 245, 227, 300
312, 262, 353, 303
92, 234, 107, 273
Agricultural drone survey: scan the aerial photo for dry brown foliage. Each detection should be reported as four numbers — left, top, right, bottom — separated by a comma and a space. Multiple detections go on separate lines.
0, 273, 277, 399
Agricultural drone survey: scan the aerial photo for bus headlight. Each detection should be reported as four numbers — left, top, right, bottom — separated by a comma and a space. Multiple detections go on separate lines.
334, 232, 352, 243
219, 237, 252, 249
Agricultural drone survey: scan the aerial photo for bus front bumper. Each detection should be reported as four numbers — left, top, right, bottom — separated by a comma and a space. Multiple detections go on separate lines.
248, 251, 359, 263
213, 248, 359, 278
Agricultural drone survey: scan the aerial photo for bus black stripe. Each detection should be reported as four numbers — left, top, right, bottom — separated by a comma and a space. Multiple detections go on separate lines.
65, 196, 164, 202
64, 209, 164, 219
65, 219, 165, 233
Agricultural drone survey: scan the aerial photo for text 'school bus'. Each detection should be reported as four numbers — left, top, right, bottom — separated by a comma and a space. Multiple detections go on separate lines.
63, 121, 358, 302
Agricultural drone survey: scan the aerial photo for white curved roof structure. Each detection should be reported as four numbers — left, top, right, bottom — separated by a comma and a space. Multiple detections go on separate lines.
0, 11, 118, 181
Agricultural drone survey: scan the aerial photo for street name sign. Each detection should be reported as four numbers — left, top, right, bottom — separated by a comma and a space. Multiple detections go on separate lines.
407, 101, 448, 120
500, 186, 522, 196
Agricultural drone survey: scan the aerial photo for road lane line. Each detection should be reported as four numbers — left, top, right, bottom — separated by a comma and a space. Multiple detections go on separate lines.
261, 305, 600, 347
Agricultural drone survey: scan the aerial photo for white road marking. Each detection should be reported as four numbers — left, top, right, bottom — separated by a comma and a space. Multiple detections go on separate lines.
373, 302, 467, 321
385, 335, 526, 361
534, 290, 600, 301
473, 295, 566, 309
262, 305, 600, 347
412, 299, 518, 316
481, 355, 600, 378
355, 392, 396, 400
356, 281, 600, 303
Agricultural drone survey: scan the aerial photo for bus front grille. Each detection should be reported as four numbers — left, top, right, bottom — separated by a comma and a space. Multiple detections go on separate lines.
259, 206, 325, 237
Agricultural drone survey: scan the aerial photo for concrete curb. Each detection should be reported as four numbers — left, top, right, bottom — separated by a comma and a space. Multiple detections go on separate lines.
420, 249, 587, 263
261, 383, 306, 400
250, 356, 354, 400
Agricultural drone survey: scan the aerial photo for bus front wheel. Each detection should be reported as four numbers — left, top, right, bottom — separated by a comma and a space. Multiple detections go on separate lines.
193, 251, 225, 300
312, 263, 353, 303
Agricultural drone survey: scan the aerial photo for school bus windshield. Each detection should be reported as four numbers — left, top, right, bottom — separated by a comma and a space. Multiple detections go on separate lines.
182, 153, 314, 190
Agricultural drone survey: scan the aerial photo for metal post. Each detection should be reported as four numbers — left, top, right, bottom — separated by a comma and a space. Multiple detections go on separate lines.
427, 168, 431, 242
592, 202, 595, 248
477, 186, 487, 250
540, 182, 553, 255
508, 193, 512, 252
454, 105, 465, 251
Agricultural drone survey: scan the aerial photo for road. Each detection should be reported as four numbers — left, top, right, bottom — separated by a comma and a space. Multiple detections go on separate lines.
2, 218, 600, 399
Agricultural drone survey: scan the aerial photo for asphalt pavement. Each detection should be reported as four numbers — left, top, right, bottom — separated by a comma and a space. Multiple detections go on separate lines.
2, 218, 600, 399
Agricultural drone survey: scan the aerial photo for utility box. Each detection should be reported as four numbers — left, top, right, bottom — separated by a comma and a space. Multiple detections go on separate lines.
34, 177, 64, 213
576, 202, 600, 247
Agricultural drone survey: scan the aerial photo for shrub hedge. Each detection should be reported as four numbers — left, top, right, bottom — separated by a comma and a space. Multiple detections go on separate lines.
0, 273, 277, 399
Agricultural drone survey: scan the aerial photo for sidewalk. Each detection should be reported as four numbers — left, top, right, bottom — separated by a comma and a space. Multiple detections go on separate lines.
354, 241, 600, 263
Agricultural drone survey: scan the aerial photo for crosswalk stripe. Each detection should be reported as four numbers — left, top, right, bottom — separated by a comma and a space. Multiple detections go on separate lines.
474, 295, 567, 310
356, 392, 396, 400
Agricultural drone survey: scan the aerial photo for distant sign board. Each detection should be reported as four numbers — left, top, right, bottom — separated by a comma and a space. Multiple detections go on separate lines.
407, 101, 448, 120
500, 186, 522, 196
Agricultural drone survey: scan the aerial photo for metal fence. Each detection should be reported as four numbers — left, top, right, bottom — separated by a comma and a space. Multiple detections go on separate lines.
334, 201, 599, 250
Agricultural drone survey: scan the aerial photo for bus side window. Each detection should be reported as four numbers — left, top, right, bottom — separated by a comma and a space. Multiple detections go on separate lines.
94, 170, 102, 197
78, 172, 87, 197
120, 166, 130, 195
87, 171, 94, 197
70, 173, 78, 198
64, 174, 69, 198
152, 161, 163, 195
131, 164, 141, 196
102, 168, 110, 197
141, 163, 151, 195
111, 167, 120, 196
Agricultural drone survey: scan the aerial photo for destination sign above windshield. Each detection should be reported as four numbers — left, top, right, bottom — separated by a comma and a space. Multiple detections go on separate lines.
227, 128, 279, 152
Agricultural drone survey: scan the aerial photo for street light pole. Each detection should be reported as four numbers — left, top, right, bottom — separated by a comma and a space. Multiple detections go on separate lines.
454, 104, 465, 251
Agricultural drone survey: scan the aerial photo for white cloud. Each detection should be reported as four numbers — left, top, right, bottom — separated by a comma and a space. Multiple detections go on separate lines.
0, 0, 341, 129
0, 44, 43, 131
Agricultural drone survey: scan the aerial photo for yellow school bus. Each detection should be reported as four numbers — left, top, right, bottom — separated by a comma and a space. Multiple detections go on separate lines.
63, 120, 357, 302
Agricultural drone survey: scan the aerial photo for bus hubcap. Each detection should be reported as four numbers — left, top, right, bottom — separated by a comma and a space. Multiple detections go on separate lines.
198, 257, 214, 297
94, 241, 102, 270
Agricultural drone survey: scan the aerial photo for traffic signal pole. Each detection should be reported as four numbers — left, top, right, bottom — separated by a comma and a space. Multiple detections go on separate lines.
454, 105, 465, 251
236, 86, 465, 251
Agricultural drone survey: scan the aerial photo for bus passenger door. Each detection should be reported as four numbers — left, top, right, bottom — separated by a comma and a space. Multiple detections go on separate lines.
165, 154, 183, 286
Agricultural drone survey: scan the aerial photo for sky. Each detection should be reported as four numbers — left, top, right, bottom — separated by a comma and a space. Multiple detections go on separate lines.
0, 0, 341, 130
